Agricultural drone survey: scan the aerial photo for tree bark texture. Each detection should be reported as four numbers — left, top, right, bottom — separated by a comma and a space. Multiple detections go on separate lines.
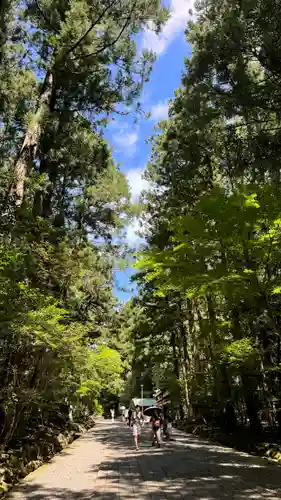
9, 71, 54, 206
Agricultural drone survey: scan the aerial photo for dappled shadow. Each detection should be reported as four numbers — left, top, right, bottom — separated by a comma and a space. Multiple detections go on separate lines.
7, 421, 281, 499
7, 482, 118, 499
89, 422, 281, 499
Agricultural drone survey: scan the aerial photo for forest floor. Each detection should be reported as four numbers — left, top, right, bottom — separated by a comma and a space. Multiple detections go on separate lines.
6, 418, 281, 499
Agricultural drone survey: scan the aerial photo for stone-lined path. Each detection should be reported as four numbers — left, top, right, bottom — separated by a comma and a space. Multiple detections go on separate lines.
7, 419, 281, 499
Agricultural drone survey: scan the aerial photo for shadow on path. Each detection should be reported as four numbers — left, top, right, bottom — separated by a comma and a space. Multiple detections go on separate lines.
90, 422, 281, 499
7, 421, 281, 499
8, 484, 101, 500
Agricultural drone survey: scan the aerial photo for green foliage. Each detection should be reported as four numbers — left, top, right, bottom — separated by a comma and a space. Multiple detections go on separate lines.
0, 0, 166, 448
130, 0, 281, 432
222, 339, 257, 368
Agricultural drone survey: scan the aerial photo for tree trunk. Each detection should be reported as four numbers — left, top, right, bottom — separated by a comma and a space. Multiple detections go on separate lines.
243, 384, 262, 433
275, 337, 281, 434
178, 301, 193, 418
179, 327, 192, 418
171, 330, 184, 420
219, 363, 237, 430
206, 293, 217, 346
9, 71, 54, 206
171, 331, 179, 380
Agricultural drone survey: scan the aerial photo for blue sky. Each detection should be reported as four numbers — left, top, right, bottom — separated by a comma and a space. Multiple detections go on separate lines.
107, 0, 194, 301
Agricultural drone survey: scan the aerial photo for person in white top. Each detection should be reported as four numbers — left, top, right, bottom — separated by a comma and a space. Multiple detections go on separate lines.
124, 408, 129, 423
110, 408, 115, 422
131, 416, 140, 450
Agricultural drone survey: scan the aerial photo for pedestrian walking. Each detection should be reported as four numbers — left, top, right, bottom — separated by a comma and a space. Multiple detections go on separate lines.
167, 417, 173, 439
124, 408, 129, 424
131, 416, 141, 450
128, 408, 132, 427
150, 411, 161, 447
163, 409, 172, 440
134, 405, 143, 423
110, 408, 115, 422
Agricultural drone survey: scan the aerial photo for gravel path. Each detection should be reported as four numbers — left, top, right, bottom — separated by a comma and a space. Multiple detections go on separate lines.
7, 419, 281, 499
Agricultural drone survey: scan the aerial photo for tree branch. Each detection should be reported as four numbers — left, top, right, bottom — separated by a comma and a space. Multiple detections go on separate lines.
62, 0, 120, 60
70, 0, 138, 63
35, 0, 59, 33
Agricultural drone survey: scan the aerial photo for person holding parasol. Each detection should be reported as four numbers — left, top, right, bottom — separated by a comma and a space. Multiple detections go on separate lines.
143, 406, 162, 447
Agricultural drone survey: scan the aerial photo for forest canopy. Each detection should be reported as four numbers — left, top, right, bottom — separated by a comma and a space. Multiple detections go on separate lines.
2, 0, 281, 461
0, 0, 166, 448
127, 0, 281, 437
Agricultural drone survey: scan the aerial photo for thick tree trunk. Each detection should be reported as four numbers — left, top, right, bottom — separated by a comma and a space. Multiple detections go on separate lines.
9, 71, 54, 206
206, 293, 217, 346
171, 331, 179, 379
179, 327, 192, 418
178, 301, 193, 418
219, 363, 237, 430
243, 384, 262, 433
276, 337, 281, 434
171, 330, 184, 420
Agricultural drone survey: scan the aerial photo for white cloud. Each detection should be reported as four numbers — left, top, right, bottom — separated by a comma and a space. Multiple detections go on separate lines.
113, 131, 138, 156
112, 217, 145, 247
124, 167, 152, 247
142, 0, 196, 56
126, 167, 150, 202
125, 218, 145, 246
150, 101, 169, 121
